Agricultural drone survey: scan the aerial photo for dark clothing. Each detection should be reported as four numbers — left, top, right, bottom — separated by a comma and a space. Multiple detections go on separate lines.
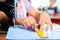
0, 0, 14, 18
0, 0, 14, 31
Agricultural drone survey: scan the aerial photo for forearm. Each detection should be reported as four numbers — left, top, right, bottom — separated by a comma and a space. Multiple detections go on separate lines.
27, 7, 40, 21
0, 11, 9, 23
0, 11, 9, 20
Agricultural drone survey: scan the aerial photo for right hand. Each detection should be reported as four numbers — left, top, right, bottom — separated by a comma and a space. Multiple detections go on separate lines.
38, 11, 52, 31
20, 16, 37, 29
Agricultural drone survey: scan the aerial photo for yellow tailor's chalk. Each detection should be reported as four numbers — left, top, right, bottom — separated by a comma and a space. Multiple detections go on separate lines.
35, 28, 48, 38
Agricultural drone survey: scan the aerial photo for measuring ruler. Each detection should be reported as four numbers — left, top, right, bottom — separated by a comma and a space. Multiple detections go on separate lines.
35, 24, 48, 38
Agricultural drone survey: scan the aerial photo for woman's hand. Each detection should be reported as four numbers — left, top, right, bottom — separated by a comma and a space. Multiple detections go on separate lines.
20, 16, 37, 29
38, 11, 52, 31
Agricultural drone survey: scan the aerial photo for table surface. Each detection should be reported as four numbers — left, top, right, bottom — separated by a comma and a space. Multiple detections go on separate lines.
50, 16, 60, 19
6, 24, 60, 39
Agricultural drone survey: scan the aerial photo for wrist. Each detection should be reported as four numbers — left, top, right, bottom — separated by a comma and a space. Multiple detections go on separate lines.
15, 18, 23, 25
35, 13, 40, 22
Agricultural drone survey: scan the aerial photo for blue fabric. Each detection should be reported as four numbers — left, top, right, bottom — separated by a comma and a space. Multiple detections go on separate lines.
6, 24, 60, 39
6, 25, 40, 39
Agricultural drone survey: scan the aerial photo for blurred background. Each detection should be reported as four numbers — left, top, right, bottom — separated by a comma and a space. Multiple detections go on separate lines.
30, 0, 60, 16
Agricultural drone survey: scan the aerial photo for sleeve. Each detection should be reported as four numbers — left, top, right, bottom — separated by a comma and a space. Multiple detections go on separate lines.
17, 0, 27, 18
23, 0, 32, 11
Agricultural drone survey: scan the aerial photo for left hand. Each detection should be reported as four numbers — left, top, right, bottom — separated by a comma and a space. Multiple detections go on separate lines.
38, 11, 52, 31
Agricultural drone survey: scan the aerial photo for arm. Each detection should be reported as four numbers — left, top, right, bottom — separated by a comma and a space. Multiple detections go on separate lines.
0, 11, 9, 23
50, 0, 56, 8
27, 7, 40, 21
15, 0, 37, 29
23, 0, 40, 21
16, 16, 37, 29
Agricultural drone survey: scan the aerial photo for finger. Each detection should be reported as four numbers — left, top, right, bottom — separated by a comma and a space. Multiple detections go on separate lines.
32, 22, 37, 30
49, 18, 52, 24
50, 24, 53, 30
24, 23, 28, 29
46, 23, 49, 31
48, 19, 53, 30
40, 24, 44, 30
31, 24, 35, 30
40, 21, 45, 30
26, 21, 31, 28
38, 18, 44, 25
39, 20, 45, 30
